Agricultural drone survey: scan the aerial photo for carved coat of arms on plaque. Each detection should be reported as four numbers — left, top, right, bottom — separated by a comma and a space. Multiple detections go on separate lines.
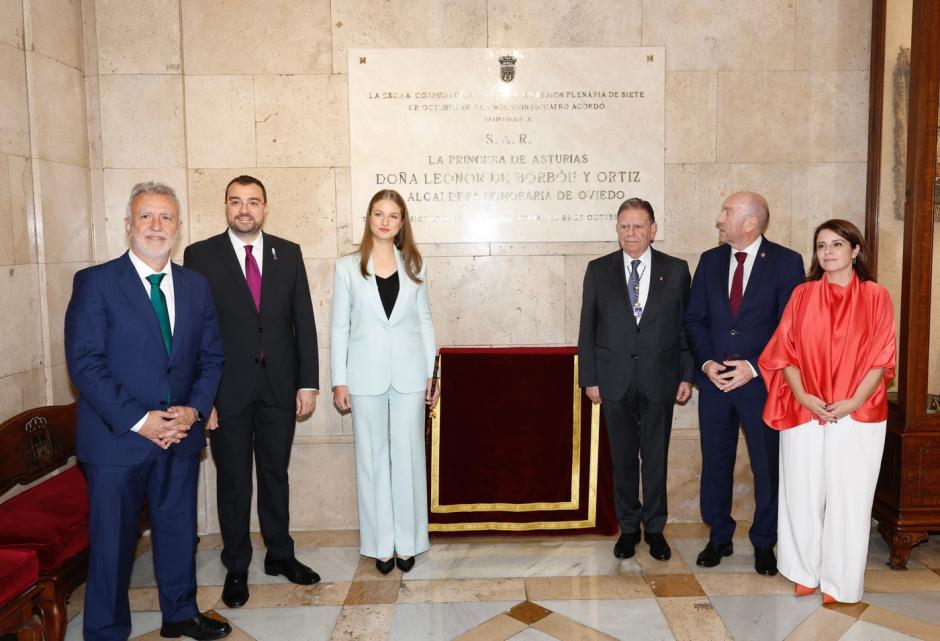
498, 55, 517, 82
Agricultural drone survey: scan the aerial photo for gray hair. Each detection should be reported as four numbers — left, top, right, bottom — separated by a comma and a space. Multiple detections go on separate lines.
125, 181, 180, 219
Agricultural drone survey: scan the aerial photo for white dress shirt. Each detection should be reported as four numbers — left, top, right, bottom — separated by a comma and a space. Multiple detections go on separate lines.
128, 250, 175, 432
623, 246, 652, 320
726, 235, 763, 296
228, 228, 264, 276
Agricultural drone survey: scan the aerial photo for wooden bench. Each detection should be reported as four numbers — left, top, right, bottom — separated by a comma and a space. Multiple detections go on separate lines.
0, 548, 43, 640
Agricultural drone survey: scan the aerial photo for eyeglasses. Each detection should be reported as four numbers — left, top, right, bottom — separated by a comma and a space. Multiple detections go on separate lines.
226, 198, 264, 209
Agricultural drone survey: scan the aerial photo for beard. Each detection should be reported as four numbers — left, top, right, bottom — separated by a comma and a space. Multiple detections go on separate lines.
130, 232, 176, 263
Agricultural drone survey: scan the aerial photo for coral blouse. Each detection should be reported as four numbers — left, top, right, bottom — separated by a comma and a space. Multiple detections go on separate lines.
759, 273, 896, 430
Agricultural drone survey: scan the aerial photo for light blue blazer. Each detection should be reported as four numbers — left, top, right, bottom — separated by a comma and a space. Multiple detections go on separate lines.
331, 249, 437, 395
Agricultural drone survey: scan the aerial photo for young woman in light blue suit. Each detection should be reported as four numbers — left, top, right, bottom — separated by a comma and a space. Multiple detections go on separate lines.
331, 189, 439, 574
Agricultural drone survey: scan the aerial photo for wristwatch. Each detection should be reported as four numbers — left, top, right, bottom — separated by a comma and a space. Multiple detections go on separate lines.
189, 407, 202, 422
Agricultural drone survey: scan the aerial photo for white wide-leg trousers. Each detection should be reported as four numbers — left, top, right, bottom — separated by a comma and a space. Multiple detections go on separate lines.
778, 416, 886, 603
350, 388, 430, 559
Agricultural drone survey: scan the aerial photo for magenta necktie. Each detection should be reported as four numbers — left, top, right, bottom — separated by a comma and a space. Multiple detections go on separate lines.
729, 251, 747, 316
244, 245, 262, 311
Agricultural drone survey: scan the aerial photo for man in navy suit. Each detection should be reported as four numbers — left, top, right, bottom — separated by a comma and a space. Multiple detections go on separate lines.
65, 182, 230, 641
683, 191, 804, 575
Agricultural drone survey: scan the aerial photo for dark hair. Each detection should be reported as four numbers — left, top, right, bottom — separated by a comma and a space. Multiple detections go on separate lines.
358, 189, 424, 284
807, 219, 875, 282
225, 175, 267, 203
617, 197, 655, 223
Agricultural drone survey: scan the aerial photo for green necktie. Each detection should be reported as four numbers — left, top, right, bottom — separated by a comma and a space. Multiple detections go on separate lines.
146, 273, 172, 355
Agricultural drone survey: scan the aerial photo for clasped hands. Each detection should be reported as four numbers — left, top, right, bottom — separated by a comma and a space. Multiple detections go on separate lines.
796, 393, 859, 424
704, 359, 754, 393
137, 405, 197, 449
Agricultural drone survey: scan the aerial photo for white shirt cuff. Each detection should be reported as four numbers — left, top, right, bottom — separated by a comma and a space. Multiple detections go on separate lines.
130, 413, 147, 433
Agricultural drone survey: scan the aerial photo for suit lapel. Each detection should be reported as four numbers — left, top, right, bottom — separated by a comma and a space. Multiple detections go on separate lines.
116, 252, 170, 357
638, 250, 664, 328
388, 248, 413, 324
260, 233, 277, 314
365, 254, 390, 321
215, 232, 258, 313
608, 251, 631, 315
737, 237, 770, 317
169, 263, 188, 361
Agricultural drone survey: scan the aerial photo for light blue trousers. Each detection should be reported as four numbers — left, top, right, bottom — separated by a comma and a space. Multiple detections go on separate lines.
350, 387, 430, 558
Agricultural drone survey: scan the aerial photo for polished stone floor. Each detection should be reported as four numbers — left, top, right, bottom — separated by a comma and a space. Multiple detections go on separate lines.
63, 524, 940, 641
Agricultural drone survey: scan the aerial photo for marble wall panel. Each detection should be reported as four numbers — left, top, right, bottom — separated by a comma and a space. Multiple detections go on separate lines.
254, 74, 349, 168
50, 362, 77, 404
99, 74, 184, 168
717, 70, 869, 164
487, 0, 641, 47
102, 168, 188, 261
203, 441, 359, 532
30, 0, 83, 70
8, 155, 36, 264
29, 52, 88, 166
95, 0, 181, 74
0, 368, 47, 424
331, 0, 488, 74
187, 167, 337, 260
45, 261, 90, 367
335, 166, 354, 255
295, 348, 343, 437
0, 0, 24, 49
0, 44, 29, 157
80, 0, 98, 76
38, 160, 93, 263
181, 0, 330, 75
789, 162, 867, 260
184, 76, 256, 169
304, 259, 333, 350
425, 255, 566, 346
794, 0, 871, 71
564, 254, 591, 346
491, 242, 618, 257
0, 154, 14, 260
665, 72, 717, 164
85, 75, 103, 171
0, 264, 43, 378
641, 0, 795, 71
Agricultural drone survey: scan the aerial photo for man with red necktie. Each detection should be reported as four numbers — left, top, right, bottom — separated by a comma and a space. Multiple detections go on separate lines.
184, 175, 319, 608
683, 191, 804, 576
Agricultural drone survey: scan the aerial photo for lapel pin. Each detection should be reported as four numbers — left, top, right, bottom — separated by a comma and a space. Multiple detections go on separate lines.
271, 247, 278, 261
760, 252, 766, 258
659, 275, 664, 281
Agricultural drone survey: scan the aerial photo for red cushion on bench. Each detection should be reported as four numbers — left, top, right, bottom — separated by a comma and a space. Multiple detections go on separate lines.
0, 465, 88, 572
0, 547, 39, 608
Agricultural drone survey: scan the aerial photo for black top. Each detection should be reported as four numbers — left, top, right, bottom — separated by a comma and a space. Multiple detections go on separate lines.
376, 271, 399, 319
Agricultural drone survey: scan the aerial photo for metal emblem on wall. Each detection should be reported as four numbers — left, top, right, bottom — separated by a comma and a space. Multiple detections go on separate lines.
498, 55, 517, 82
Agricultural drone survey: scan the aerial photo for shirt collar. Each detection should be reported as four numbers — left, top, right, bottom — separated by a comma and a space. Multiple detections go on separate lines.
228, 228, 264, 253
733, 235, 763, 258
622, 246, 652, 270
128, 249, 171, 280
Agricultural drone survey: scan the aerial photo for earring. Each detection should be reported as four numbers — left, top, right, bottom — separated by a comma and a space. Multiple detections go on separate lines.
852, 257, 857, 265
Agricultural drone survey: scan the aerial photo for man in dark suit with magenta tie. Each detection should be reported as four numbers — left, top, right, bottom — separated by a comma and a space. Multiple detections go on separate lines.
65, 182, 229, 641
579, 198, 695, 561
184, 175, 319, 609
684, 191, 804, 575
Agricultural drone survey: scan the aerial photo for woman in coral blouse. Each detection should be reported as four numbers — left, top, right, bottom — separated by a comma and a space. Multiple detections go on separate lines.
759, 219, 895, 604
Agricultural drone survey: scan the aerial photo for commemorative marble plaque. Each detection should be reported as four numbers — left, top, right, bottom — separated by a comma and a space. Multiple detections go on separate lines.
348, 48, 665, 243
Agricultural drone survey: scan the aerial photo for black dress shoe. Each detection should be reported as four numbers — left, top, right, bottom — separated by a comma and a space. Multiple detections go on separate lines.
696, 541, 733, 567
263, 556, 320, 585
645, 532, 672, 561
221, 571, 249, 608
396, 556, 415, 572
160, 613, 231, 640
376, 557, 395, 574
754, 547, 778, 576
613, 531, 641, 559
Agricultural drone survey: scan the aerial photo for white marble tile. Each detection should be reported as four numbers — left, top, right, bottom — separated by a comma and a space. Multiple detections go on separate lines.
387, 601, 517, 641
839, 620, 922, 641
218, 605, 341, 641
708, 595, 818, 641
537, 598, 674, 640
130, 546, 360, 587
29, 52, 87, 166
184, 75, 255, 168
0, 0, 24, 49
508, 628, 557, 641
30, 0, 83, 70
94, 0, 181, 74
0, 263, 42, 378
64, 610, 163, 641
0, 44, 28, 157
861, 592, 940, 626
99, 74, 185, 168
404, 541, 642, 581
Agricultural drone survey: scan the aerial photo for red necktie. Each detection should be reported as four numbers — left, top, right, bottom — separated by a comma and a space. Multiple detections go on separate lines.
729, 251, 747, 316
244, 245, 262, 311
